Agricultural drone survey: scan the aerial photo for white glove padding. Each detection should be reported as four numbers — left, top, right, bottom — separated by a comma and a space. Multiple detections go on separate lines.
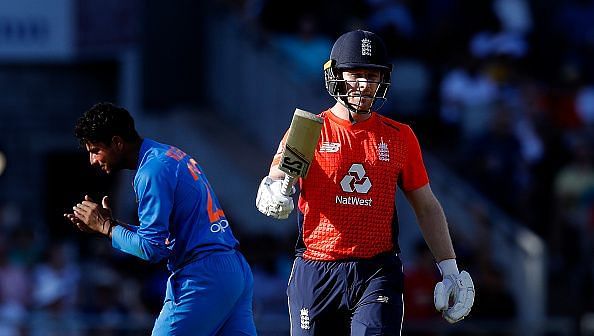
256, 176, 294, 219
434, 270, 475, 323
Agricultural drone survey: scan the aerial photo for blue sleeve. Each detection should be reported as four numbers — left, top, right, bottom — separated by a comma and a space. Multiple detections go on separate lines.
124, 224, 139, 233
112, 160, 174, 263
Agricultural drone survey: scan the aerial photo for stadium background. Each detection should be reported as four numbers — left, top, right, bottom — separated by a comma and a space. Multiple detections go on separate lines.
0, 0, 593, 335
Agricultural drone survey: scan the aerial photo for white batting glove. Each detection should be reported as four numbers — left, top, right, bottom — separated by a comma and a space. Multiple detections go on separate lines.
256, 176, 294, 219
434, 259, 475, 323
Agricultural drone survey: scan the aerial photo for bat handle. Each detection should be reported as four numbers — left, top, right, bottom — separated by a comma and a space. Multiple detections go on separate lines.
280, 174, 296, 197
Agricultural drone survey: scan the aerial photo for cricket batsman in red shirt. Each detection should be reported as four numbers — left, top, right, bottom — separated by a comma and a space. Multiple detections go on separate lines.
256, 30, 475, 335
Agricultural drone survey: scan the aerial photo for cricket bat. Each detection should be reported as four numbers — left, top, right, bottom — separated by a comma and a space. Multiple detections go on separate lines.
279, 108, 324, 196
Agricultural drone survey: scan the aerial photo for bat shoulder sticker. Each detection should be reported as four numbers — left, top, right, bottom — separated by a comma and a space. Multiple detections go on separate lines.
279, 108, 323, 195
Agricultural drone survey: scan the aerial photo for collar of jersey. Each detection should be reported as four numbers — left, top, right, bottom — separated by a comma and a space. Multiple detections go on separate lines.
326, 110, 376, 128
136, 138, 153, 170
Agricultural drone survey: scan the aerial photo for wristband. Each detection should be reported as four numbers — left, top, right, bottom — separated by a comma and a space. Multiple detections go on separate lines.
437, 259, 459, 277
102, 218, 114, 236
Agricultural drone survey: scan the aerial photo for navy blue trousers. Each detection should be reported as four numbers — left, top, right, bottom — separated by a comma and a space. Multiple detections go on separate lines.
287, 253, 404, 335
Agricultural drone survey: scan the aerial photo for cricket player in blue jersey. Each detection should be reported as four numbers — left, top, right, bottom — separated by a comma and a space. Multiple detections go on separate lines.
64, 102, 257, 335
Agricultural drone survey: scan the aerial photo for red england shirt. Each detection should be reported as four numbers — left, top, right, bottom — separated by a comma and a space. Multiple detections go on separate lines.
272, 110, 429, 261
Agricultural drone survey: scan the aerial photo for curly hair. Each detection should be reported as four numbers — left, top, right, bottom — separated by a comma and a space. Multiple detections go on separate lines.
74, 102, 140, 147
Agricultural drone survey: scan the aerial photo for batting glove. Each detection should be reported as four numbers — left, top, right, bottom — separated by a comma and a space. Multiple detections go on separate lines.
434, 259, 475, 323
256, 176, 294, 219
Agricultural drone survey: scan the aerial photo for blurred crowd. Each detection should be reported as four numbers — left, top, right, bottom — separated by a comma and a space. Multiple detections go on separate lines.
0, 205, 166, 335
0, 201, 298, 335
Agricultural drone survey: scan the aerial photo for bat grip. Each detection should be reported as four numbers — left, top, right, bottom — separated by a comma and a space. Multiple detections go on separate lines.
281, 175, 296, 197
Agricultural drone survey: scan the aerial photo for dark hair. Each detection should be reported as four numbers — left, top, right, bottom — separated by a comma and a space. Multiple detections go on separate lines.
74, 102, 140, 146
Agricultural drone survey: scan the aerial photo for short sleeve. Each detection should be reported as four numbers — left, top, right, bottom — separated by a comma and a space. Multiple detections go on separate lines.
398, 126, 429, 191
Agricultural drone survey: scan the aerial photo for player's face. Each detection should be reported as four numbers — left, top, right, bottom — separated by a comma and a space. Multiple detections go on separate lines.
342, 69, 382, 110
85, 141, 122, 175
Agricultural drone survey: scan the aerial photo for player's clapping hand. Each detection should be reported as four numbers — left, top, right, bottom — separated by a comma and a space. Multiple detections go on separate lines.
64, 195, 114, 236
434, 260, 475, 323
256, 176, 294, 219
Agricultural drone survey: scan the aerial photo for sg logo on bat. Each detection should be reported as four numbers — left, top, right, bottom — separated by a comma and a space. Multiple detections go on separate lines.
281, 156, 304, 176
280, 146, 309, 177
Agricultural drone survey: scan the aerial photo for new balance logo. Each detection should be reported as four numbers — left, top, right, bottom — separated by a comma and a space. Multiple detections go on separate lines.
340, 163, 371, 193
377, 295, 390, 303
320, 142, 340, 153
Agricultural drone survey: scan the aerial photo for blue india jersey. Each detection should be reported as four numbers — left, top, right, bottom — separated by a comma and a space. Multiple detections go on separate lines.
111, 138, 239, 271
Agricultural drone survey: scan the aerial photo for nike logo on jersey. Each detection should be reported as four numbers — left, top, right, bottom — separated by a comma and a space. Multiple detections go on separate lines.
319, 142, 341, 153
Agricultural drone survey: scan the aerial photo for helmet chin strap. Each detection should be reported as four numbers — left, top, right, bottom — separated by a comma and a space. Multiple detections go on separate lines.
338, 97, 372, 116
339, 95, 388, 120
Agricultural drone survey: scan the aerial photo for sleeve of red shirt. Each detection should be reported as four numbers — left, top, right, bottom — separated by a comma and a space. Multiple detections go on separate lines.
398, 126, 429, 192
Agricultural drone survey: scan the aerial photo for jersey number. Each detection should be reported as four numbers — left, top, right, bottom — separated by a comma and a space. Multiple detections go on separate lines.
205, 185, 225, 223
186, 158, 225, 223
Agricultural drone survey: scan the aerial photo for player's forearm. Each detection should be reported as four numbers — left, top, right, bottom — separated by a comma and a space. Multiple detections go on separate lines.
405, 185, 456, 262
416, 204, 456, 262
